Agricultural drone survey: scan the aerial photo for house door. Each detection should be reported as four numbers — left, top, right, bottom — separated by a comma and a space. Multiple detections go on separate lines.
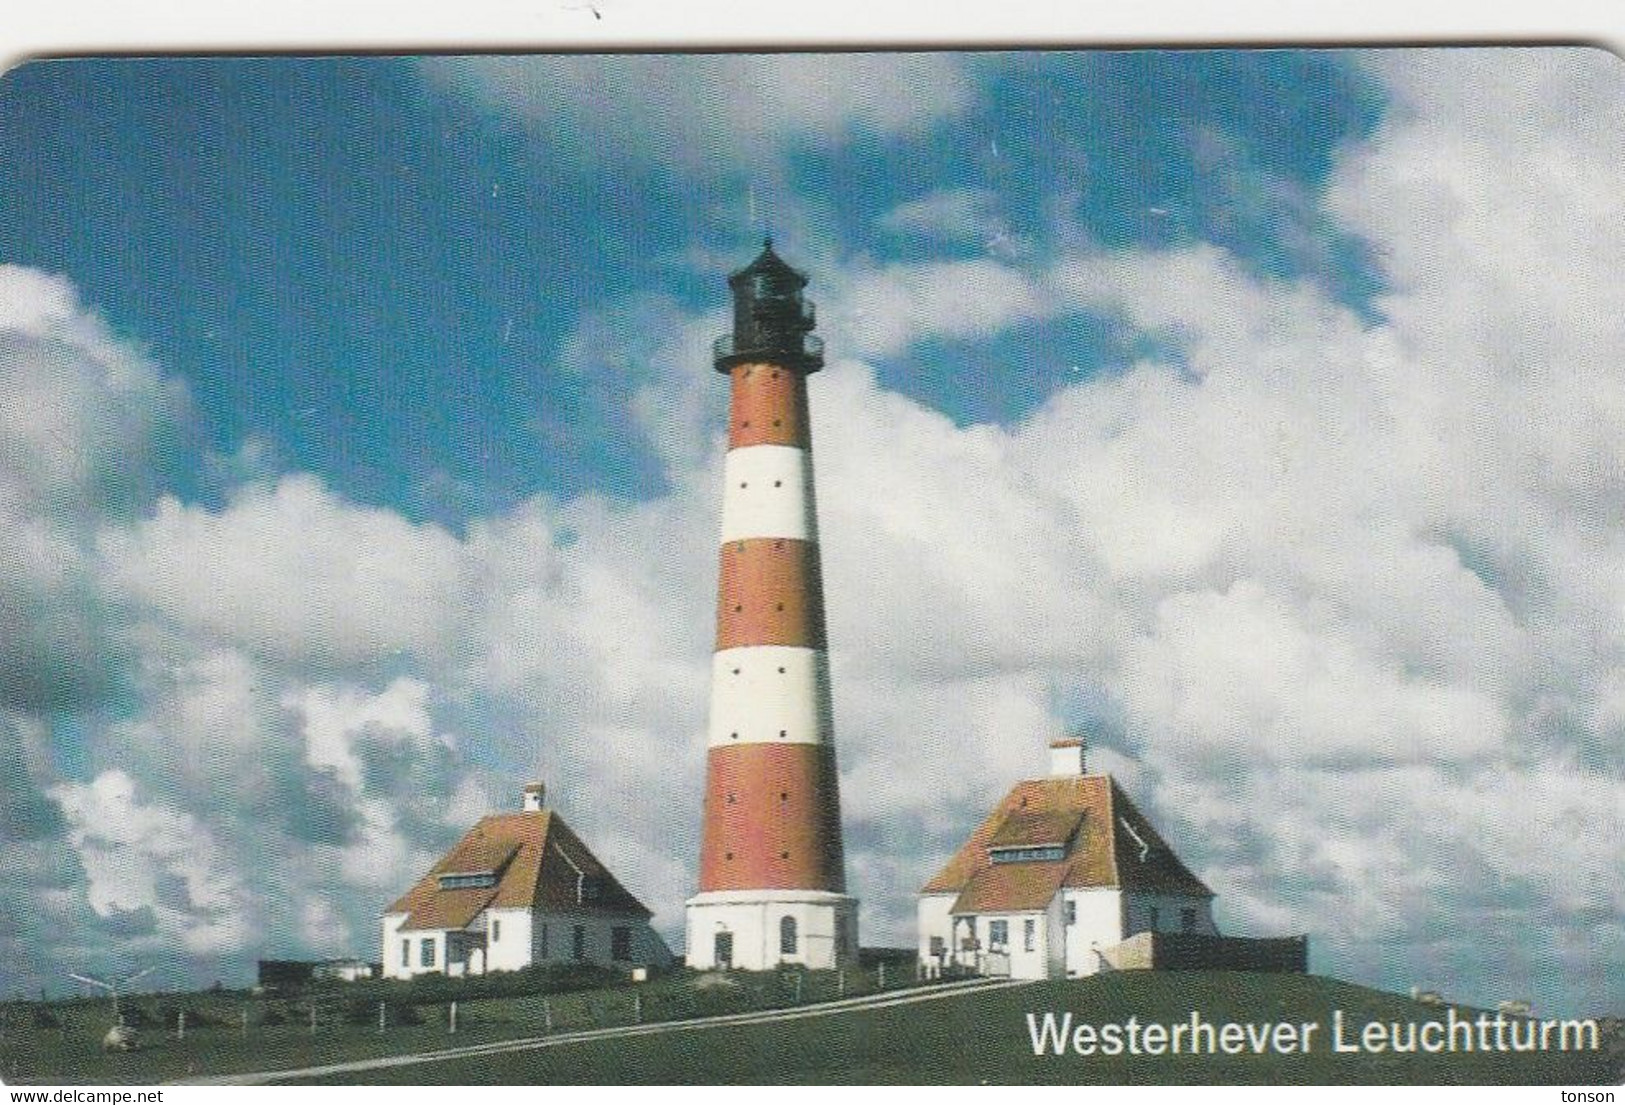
714, 931, 733, 969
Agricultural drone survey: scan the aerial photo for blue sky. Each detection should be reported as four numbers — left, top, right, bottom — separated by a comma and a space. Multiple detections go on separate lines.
0, 52, 1381, 520
2, 49, 1623, 1021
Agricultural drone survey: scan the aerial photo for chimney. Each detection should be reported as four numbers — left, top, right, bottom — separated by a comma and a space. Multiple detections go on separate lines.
1049, 738, 1087, 777
522, 782, 546, 812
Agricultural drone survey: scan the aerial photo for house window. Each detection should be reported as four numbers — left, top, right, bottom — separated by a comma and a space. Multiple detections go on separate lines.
1181, 908, 1197, 934
572, 924, 586, 961
1148, 907, 1160, 932
1064, 899, 1076, 925
611, 926, 632, 962
988, 920, 1009, 949
780, 915, 798, 956
401, 940, 410, 968
929, 936, 945, 957
1024, 919, 1036, 952
989, 845, 1067, 864
492, 919, 501, 942
438, 872, 497, 890
540, 923, 549, 959
420, 938, 435, 968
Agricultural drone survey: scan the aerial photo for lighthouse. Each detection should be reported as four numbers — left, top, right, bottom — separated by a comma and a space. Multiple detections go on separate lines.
685, 241, 858, 970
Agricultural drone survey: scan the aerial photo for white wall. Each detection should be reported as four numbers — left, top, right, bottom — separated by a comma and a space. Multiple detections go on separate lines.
381, 924, 448, 980
1062, 888, 1125, 977
971, 910, 1052, 980
916, 893, 957, 973
530, 909, 672, 971
381, 913, 409, 980
1122, 892, 1217, 938
485, 907, 533, 972
687, 891, 855, 970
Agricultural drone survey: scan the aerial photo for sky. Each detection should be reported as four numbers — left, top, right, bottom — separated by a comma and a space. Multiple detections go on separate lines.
0, 48, 1621, 1018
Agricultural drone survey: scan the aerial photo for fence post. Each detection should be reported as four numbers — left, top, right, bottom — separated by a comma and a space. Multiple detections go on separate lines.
310, 1005, 317, 1035
176, 1010, 185, 1041
241, 1008, 249, 1036
543, 999, 552, 1033
838, 970, 845, 998
633, 992, 641, 1025
794, 973, 802, 1004
378, 1001, 385, 1034
878, 962, 886, 989
449, 1000, 457, 1035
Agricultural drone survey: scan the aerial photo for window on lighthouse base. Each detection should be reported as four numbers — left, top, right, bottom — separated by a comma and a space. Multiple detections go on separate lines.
780, 915, 798, 956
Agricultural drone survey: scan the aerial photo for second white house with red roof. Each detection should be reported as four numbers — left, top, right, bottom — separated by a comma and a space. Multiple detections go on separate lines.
918, 739, 1225, 981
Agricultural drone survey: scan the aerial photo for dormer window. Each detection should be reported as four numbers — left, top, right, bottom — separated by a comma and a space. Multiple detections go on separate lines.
438, 871, 498, 890
988, 845, 1067, 864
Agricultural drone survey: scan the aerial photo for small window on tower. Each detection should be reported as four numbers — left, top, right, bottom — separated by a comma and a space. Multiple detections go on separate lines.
780, 915, 798, 955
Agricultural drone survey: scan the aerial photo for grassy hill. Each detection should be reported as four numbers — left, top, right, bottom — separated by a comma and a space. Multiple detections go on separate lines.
295, 972, 1623, 1086
5, 971, 1620, 1086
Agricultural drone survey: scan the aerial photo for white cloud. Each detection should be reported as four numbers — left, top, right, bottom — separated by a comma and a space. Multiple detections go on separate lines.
6, 51, 1625, 1017
823, 258, 1052, 359
420, 53, 975, 172
879, 187, 1005, 246
100, 475, 472, 669
51, 770, 252, 956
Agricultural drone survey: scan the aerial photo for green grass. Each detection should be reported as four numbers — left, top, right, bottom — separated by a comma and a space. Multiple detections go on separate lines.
296, 973, 1625, 1086
0, 964, 908, 1085
4, 972, 1620, 1086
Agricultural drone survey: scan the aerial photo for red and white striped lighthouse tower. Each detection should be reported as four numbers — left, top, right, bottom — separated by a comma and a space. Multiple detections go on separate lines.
685, 241, 858, 970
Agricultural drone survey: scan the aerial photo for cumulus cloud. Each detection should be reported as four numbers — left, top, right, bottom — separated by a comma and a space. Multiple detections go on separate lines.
6, 50, 1624, 1019
51, 770, 252, 956
0, 266, 189, 712
99, 475, 473, 670
419, 53, 976, 172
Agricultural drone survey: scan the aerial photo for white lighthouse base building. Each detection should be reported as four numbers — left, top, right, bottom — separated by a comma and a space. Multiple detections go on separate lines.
686, 890, 858, 971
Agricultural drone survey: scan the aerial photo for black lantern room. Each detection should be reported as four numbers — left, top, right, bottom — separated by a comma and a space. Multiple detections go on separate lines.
714, 238, 824, 374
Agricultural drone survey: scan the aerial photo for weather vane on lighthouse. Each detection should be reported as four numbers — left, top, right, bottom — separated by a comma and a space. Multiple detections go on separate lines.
685, 240, 858, 970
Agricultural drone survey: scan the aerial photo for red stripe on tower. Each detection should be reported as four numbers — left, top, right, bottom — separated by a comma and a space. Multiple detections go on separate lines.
685, 241, 858, 970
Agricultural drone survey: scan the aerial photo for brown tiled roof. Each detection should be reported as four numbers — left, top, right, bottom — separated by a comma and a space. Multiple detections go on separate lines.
987, 808, 1086, 850
386, 809, 652, 933
922, 774, 1211, 912
951, 861, 1068, 913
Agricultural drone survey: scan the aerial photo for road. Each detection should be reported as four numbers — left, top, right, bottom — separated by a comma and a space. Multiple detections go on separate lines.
177, 977, 1030, 1085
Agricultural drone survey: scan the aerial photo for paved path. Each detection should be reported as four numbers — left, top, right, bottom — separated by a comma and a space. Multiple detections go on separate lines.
179, 977, 1030, 1085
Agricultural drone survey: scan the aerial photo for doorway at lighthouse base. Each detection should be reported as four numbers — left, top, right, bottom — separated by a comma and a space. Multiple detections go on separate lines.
685, 889, 858, 970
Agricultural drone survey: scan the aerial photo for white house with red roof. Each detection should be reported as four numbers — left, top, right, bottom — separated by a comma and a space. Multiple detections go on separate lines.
381, 783, 673, 979
918, 740, 1218, 981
